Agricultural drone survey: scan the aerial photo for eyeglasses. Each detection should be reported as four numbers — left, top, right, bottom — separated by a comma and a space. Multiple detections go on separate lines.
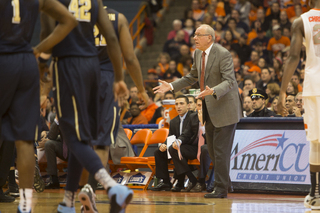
193, 34, 210, 38
295, 99, 303, 103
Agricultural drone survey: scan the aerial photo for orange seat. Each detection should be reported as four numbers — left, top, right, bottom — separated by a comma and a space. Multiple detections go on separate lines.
123, 128, 133, 140
120, 128, 169, 190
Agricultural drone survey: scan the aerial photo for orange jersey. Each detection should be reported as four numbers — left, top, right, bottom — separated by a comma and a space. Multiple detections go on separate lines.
267, 36, 291, 56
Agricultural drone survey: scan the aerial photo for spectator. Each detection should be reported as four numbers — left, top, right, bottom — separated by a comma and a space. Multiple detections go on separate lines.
291, 72, 303, 92
223, 29, 237, 44
243, 96, 254, 117
247, 20, 261, 45
286, 81, 299, 96
242, 76, 256, 98
146, 69, 159, 89
250, 28, 269, 52
265, 82, 280, 108
279, 10, 291, 31
270, 96, 279, 115
222, 18, 245, 40
267, 25, 291, 61
233, 57, 243, 74
285, 0, 308, 20
150, 91, 175, 124
199, 0, 209, 10
175, 44, 191, 65
191, 0, 205, 21
128, 86, 138, 104
253, 8, 269, 32
258, 57, 266, 69
167, 19, 190, 44
127, 103, 148, 124
266, 18, 280, 38
208, 0, 226, 18
203, 14, 215, 27
289, 4, 302, 23
247, 65, 261, 84
140, 91, 159, 123
231, 34, 251, 65
213, 21, 224, 43
183, 18, 195, 36
177, 55, 193, 76
182, 8, 194, 26
273, 57, 283, 83
247, 88, 277, 117
163, 30, 188, 61
234, 0, 251, 25
187, 95, 197, 111
231, 9, 249, 33
295, 92, 304, 116
256, 67, 274, 93
248, 2, 258, 25
157, 52, 170, 76
285, 94, 300, 117
163, 60, 182, 80
283, 26, 291, 39
265, 1, 281, 26
244, 50, 260, 68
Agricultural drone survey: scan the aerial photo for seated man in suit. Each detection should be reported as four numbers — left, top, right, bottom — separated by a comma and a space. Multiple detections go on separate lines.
44, 116, 68, 189
152, 95, 199, 192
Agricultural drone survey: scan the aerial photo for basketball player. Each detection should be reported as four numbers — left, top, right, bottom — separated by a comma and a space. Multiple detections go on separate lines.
278, 0, 320, 210
40, 1, 133, 213
0, 0, 77, 212
78, 6, 148, 213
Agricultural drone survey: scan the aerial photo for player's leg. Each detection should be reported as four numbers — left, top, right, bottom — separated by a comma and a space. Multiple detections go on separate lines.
304, 96, 320, 209
15, 140, 35, 213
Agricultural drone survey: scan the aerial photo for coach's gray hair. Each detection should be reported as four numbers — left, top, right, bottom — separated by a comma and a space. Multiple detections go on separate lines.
200, 24, 215, 42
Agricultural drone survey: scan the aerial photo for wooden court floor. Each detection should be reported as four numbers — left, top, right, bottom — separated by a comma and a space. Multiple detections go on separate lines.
0, 189, 315, 213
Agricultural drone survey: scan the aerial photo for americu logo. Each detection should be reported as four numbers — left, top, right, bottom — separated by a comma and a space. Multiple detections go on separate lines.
128, 173, 146, 183
230, 131, 309, 183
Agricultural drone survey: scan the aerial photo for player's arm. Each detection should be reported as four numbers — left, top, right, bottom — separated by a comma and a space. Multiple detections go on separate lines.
118, 13, 148, 104
278, 17, 304, 115
35, 0, 78, 54
96, 0, 123, 82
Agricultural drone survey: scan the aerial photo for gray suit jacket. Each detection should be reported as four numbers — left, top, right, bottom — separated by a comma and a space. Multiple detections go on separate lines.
171, 43, 242, 127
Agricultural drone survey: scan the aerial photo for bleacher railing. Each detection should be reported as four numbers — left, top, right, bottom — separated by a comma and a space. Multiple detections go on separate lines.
129, 4, 147, 50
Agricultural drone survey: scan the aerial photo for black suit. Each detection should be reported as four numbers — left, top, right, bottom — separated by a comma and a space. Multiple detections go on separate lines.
154, 111, 199, 180
45, 121, 68, 177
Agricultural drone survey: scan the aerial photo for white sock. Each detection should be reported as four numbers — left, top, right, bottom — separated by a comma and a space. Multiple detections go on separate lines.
19, 188, 33, 213
94, 168, 117, 190
63, 190, 75, 207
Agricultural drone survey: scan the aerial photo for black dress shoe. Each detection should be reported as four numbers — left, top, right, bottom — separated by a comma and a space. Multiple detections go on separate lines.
171, 185, 183, 192
181, 181, 197, 192
204, 191, 227, 198
190, 182, 206, 192
45, 181, 60, 189
151, 182, 172, 191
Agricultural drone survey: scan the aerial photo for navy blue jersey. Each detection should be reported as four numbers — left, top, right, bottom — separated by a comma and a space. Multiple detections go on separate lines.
0, 0, 39, 54
52, 0, 99, 57
94, 7, 119, 71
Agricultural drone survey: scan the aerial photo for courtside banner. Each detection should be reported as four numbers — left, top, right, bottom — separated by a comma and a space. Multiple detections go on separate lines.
230, 130, 310, 185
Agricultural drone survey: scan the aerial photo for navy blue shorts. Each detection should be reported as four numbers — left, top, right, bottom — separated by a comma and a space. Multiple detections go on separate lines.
52, 56, 100, 144
91, 70, 120, 146
0, 53, 40, 141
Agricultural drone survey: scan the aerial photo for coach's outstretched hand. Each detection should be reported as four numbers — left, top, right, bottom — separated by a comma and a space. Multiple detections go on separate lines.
114, 80, 129, 107
153, 80, 171, 94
